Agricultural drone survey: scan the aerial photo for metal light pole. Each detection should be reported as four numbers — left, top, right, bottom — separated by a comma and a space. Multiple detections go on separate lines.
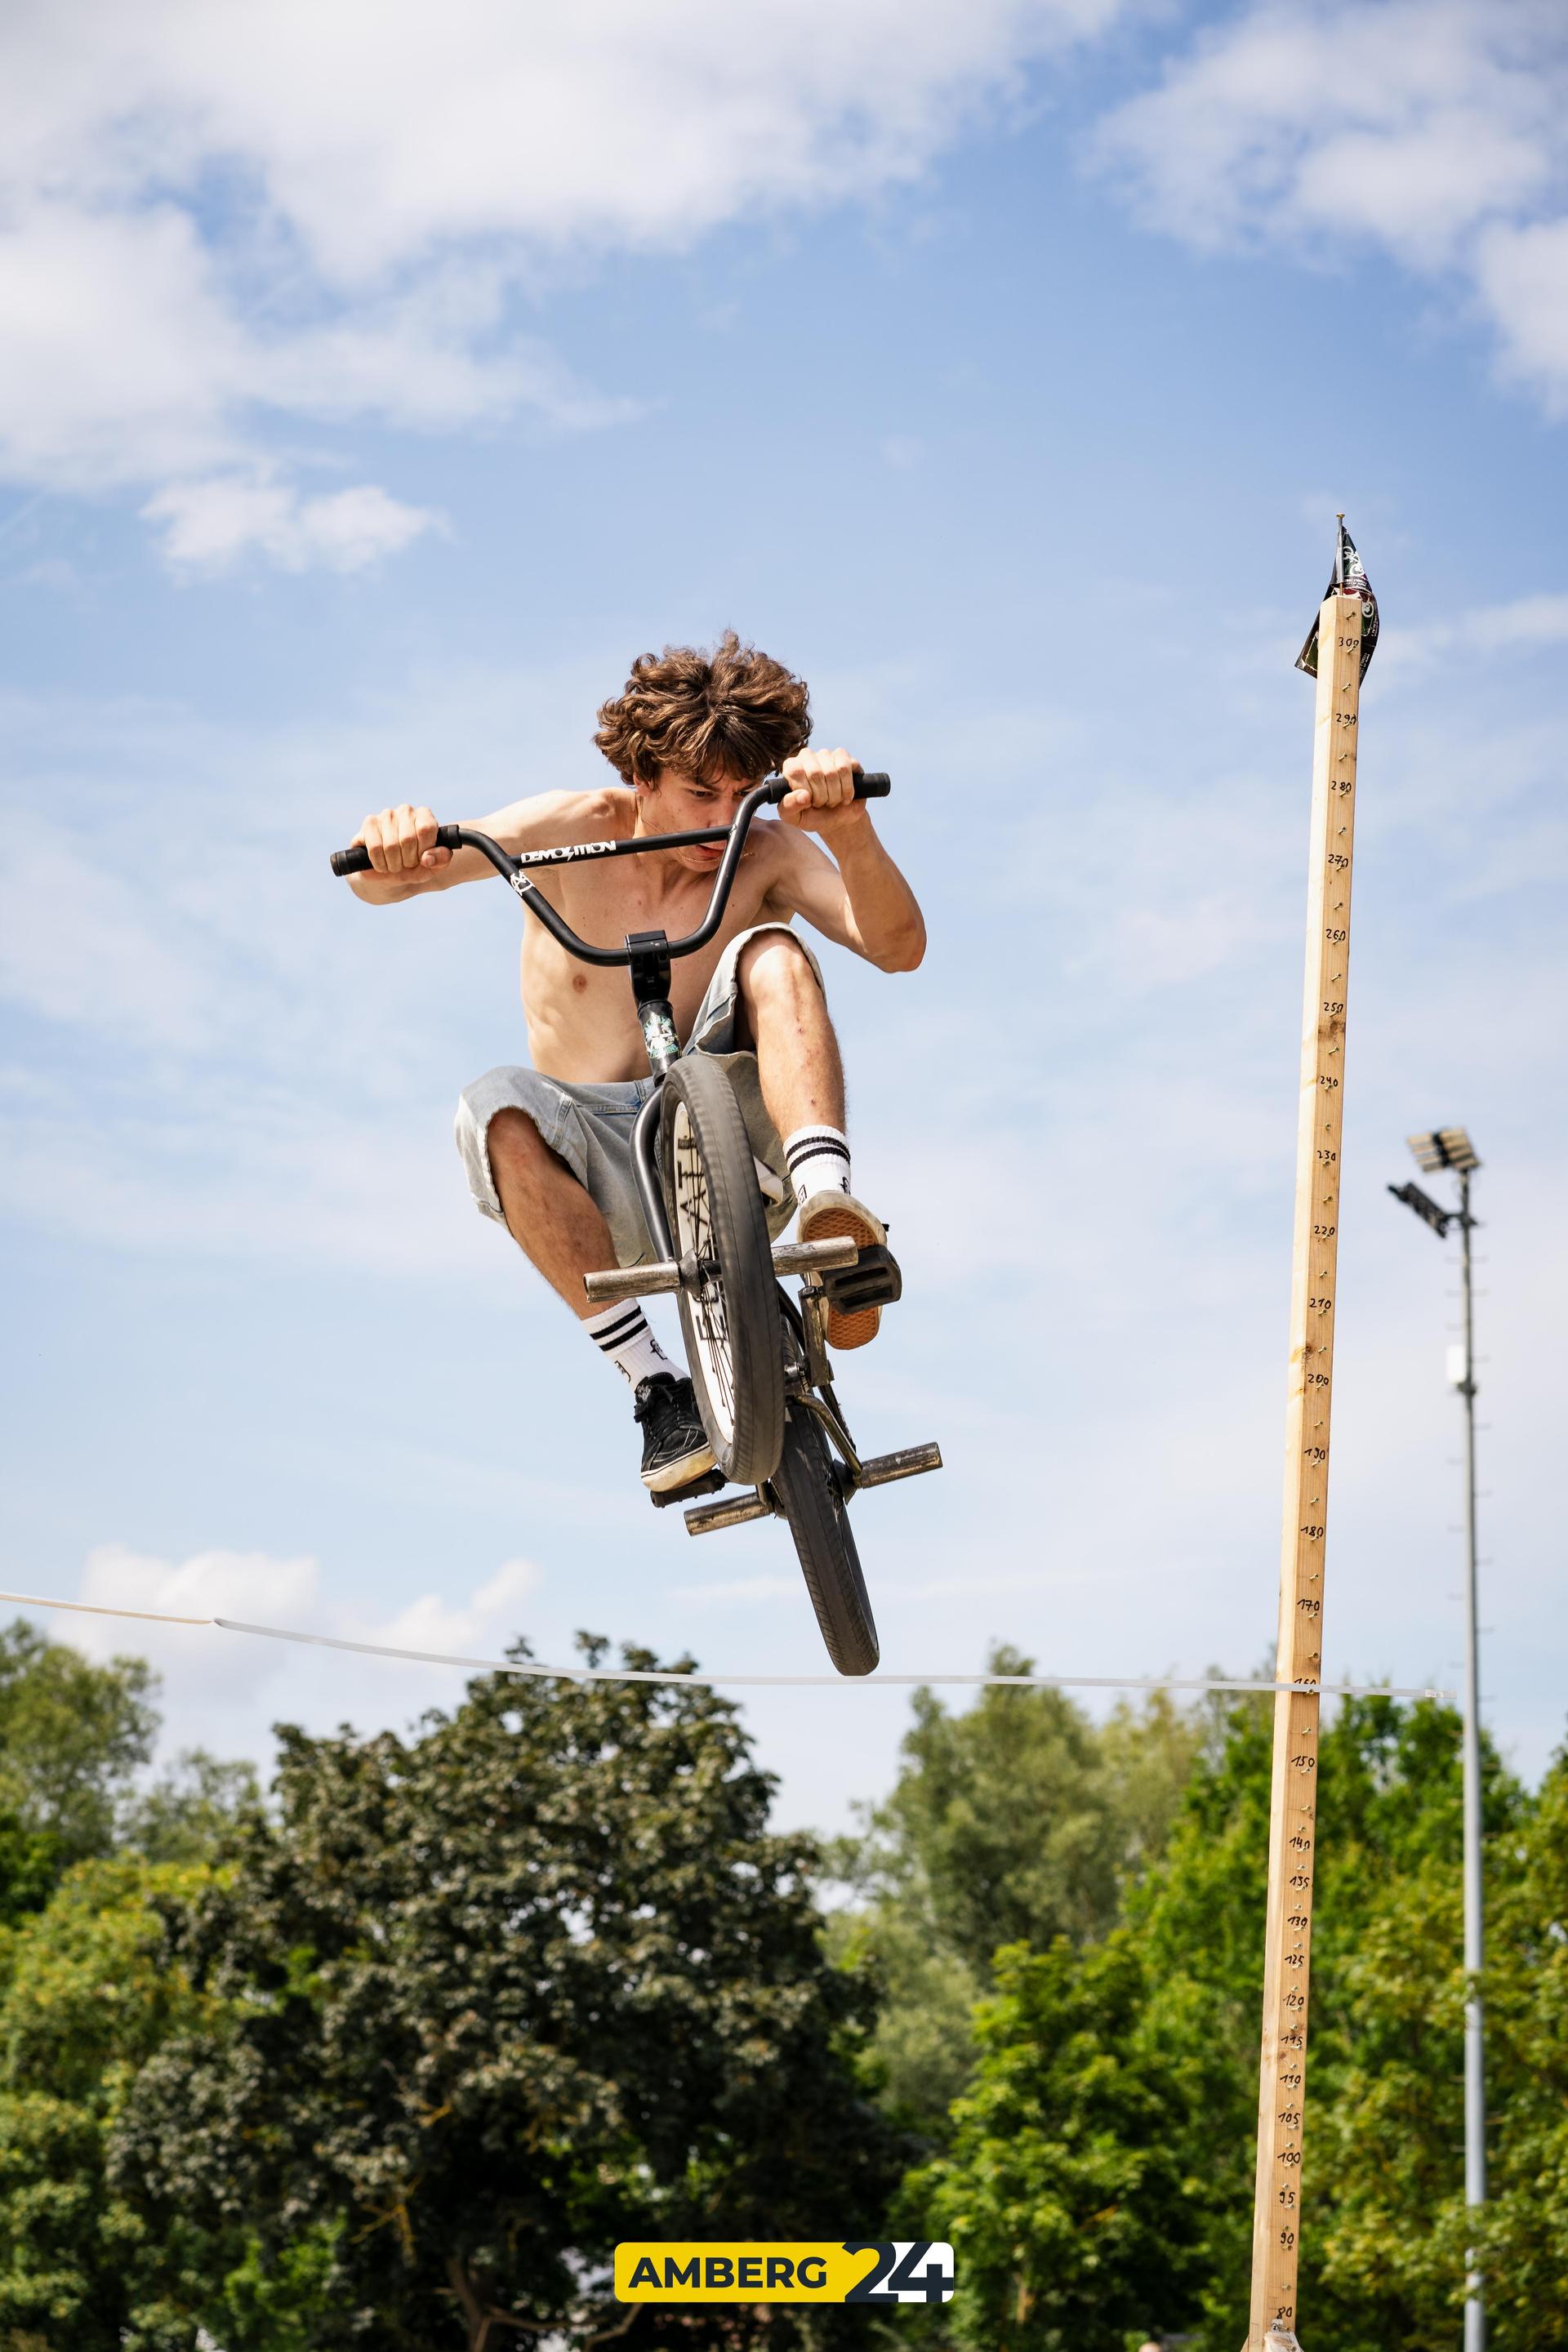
1388, 1125, 1486, 2351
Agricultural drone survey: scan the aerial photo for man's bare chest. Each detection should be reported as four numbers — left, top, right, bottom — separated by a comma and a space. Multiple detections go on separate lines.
518, 849, 781, 1072
542, 853, 771, 950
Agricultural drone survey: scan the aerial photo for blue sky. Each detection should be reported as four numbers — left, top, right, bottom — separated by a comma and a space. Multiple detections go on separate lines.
2, 0, 1566, 1832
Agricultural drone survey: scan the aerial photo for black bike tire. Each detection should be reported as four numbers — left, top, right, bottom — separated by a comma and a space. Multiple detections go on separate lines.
659, 1055, 785, 1486
771, 1401, 880, 1677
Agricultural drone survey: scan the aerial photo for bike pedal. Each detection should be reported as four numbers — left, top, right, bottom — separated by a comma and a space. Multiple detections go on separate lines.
649, 1466, 728, 1509
818, 1244, 902, 1314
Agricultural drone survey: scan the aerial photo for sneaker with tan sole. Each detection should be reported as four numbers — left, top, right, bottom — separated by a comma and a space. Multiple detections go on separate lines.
797, 1190, 888, 1351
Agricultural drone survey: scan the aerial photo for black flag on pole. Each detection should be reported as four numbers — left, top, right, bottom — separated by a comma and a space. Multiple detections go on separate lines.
1296, 517, 1379, 683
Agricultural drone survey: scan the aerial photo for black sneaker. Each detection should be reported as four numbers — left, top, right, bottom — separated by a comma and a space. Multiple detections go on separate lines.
633, 1374, 716, 1493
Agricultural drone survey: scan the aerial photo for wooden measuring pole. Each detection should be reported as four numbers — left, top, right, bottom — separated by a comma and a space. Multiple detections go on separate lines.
1244, 587, 1365, 2350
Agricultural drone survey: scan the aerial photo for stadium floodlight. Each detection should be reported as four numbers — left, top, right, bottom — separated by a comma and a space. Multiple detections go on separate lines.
1387, 1179, 1453, 1240
1390, 1121, 1487, 2352
1408, 1126, 1481, 1174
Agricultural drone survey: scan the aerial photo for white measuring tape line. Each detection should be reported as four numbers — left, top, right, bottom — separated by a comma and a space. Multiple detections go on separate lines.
0, 1589, 1454, 1699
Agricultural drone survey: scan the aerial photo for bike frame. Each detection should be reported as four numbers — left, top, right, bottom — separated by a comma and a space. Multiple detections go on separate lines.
335, 773, 889, 1265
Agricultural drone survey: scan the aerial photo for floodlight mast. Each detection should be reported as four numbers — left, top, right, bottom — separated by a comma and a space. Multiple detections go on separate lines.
1392, 1128, 1486, 2352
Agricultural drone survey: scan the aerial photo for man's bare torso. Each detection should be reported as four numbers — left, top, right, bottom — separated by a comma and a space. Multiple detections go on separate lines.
346, 752, 923, 1080
513, 786, 792, 1083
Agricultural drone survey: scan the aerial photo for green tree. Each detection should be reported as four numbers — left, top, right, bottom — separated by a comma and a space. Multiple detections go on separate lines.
0, 1620, 158, 1886
0, 1818, 63, 1931
111, 1638, 906, 2350
0, 1854, 217, 2351
1306, 1737, 1568, 2349
830, 1662, 1207, 2136
1098, 1686, 1215, 1879
1107, 1695, 1529, 2348
121, 1748, 265, 1864
841, 1659, 1124, 1971
906, 1931, 1204, 2350
897, 1690, 1533, 2350
1474, 1746, 1568, 2340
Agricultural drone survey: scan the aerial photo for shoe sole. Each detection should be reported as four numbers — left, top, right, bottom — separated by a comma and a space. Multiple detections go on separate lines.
798, 1200, 884, 1352
643, 1439, 718, 1494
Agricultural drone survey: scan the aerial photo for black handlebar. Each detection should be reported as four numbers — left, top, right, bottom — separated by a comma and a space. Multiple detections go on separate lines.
331, 823, 462, 878
760, 773, 890, 807
328, 771, 891, 970
328, 773, 889, 880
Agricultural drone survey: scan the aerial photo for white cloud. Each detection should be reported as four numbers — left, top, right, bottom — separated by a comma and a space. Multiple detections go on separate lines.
372, 1559, 545, 1655
64, 1544, 325, 1715
1379, 590, 1568, 674
2, 0, 1125, 278
0, 835, 221, 1048
0, 674, 597, 1274
0, 199, 636, 510
4, 0, 1565, 555
143, 477, 443, 574
0, 201, 248, 491
1473, 217, 1568, 411
670, 1575, 804, 1607
1094, 0, 1568, 406
0, 0, 1127, 562
48, 1544, 550, 1771
80, 1542, 322, 1624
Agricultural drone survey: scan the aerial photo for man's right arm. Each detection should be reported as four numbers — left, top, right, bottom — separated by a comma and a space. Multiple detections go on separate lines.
347, 789, 625, 904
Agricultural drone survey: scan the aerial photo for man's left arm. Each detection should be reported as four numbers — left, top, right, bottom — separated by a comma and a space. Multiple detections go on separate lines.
767, 747, 926, 973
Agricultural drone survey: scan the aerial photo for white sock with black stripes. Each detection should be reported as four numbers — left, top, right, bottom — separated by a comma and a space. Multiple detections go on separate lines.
584, 1300, 681, 1388
785, 1124, 852, 1206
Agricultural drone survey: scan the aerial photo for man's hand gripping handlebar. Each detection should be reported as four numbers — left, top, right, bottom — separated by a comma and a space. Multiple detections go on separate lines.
329, 773, 891, 969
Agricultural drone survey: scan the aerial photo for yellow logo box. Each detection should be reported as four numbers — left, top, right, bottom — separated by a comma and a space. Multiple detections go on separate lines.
615, 2241, 954, 2305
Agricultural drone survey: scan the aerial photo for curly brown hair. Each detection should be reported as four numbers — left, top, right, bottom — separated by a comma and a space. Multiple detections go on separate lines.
594, 631, 811, 786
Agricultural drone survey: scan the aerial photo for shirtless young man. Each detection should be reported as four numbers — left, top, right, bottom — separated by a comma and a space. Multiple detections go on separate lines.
346, 632, 925, 1494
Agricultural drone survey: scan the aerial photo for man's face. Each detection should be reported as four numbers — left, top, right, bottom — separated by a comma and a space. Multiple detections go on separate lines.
636, 763, 754, 871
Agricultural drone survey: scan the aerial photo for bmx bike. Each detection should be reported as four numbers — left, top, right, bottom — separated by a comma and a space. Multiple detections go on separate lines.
331, 772, 941, 1677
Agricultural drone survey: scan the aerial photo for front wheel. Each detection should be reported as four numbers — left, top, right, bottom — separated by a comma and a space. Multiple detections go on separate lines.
771, 1401, 880, 1677
660, 1055, 785, 1486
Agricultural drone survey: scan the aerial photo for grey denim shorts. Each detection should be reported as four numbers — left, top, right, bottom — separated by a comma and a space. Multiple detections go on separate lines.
454, 922, 822, 1270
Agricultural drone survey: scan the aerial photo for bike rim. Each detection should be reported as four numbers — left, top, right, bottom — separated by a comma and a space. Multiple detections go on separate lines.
670, 1095, 737, 1448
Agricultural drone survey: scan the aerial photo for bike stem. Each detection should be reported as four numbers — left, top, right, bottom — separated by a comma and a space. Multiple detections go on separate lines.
627, 929, 679, 1079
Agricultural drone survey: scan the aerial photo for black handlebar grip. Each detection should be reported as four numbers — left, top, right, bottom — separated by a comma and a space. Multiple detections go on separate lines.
330, 822, 462, 878
762, 770, 891, 806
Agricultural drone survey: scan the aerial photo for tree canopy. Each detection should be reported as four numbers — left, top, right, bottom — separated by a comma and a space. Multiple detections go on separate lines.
111, 1637, 905, 2350
0, 1621, 159, 1906
902, 1690, 1552, 2350
827, 1657, 1209, 2134
0, 1609, 1565, 2352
